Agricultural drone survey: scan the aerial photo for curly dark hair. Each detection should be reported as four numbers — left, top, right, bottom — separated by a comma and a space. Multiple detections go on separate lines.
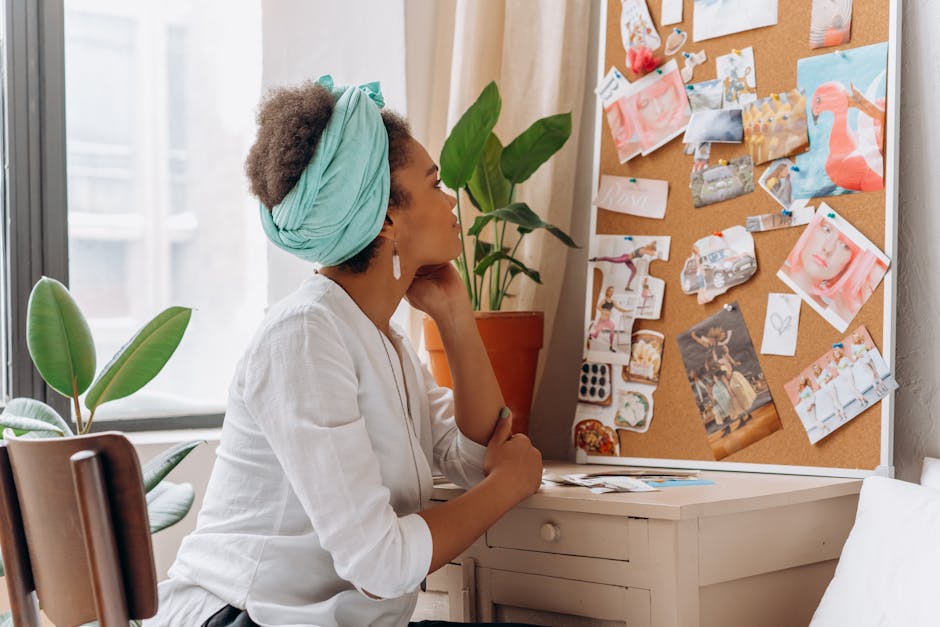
245, 81, 412, 273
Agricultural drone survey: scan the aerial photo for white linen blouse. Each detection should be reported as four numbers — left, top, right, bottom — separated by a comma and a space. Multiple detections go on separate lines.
145, 273, 488, 627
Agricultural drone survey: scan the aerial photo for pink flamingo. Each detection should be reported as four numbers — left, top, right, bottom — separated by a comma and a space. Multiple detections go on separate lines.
810, 78, 886, 192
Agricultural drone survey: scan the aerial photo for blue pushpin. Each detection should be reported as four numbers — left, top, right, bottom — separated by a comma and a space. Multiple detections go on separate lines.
790, 166, 800, 172
832, 342, 844, 349
827, 212, 836, 219
674, 27, 683, 34
629, 177, 637, 183
683, 52, 691, 59
782, 209, 793, 217
656, 68, 663, 75
686, 84, 695, 90
624, 236, 634, 241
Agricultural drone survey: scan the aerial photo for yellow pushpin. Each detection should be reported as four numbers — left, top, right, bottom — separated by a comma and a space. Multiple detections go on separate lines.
718, 159, 729, 166
772, 93, 780, 101
732, 48, 741, 55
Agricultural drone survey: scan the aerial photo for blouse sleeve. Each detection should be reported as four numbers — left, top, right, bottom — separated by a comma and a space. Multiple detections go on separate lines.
242, 309, 432, 600
419, 362, 489, 490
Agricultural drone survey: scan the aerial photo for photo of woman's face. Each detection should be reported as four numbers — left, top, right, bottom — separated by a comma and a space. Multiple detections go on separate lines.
635, 81, 679, 132
800, 219, 854, 282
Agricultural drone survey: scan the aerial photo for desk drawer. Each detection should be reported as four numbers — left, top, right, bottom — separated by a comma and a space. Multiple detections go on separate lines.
479, 568, 651, 627
486, 507, 647, 561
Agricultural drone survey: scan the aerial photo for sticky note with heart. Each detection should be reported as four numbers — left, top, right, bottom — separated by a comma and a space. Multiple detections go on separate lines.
761, 293, 802, 356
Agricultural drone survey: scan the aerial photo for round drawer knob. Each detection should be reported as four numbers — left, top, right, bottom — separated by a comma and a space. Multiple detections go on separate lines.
540, 522, 561, 542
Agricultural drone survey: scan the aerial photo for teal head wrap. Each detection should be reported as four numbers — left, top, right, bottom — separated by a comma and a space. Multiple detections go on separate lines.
259, 75, 390, 266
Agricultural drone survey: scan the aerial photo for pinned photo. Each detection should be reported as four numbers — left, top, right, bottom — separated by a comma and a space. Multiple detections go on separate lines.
680, 49, 707, 83
758, 159, 798, 209
742, 89, 809, 165
683, 109, 744, 144
810, 0, 852, 49
746, 204, 815, 233
626, 329, 665, 385
620, 0, 662, 53
686, 79, 724, 112
595, 175, 669, 220
784, 325, 897, 445
693, 0, 778, 42
678, 303, 782, 461
716, 47, 758, 106
664, 26, 688, 56
776, 205, 890, 332
613, 382, 656, 433
618, 59, 692, 155
597, 68, 642, 164
680, 226, 757, 305
690, 155, 755, 208
794, 42, 887, 198
573, 414, 619, 456
577, 360, 614, 406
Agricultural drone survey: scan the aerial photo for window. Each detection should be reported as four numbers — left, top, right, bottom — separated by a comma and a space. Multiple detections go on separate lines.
64, 0, 264, 422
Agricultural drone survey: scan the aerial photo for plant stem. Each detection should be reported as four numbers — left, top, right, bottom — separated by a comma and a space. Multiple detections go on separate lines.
84, 409, 96, 435
71, 378, 84, 434
496, 236, 524, 310
455, 193, 474, 307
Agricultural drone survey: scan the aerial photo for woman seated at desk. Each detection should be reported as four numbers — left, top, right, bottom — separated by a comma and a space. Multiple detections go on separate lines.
146, 76, 543, 627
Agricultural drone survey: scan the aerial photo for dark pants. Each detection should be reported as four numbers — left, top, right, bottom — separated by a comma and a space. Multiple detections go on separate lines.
203, 604, 540, 626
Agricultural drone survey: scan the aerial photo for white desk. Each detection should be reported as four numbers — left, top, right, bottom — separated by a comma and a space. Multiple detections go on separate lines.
423, 460, 862, 627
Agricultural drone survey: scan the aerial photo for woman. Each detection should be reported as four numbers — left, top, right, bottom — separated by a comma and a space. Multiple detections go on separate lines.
589, 240, 658, 291
796, 376, 829, 438
850, 331, 889, 395
829, 346, 868, 409
147, 77, 543, 627
812, 362, 847, 424
588, 286, 631, 352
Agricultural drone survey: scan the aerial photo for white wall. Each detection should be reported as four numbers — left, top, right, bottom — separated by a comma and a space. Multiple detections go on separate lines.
260, 0, 409, 304
892, 0, 940, 481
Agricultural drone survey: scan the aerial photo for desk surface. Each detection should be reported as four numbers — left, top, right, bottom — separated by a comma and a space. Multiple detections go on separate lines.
432, 460, 863, 520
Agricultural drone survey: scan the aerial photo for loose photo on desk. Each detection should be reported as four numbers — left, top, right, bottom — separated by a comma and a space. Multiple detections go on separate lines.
677, 303, 782, 460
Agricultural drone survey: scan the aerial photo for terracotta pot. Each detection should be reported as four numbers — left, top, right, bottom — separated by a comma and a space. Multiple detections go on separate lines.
423, 311, 544, 436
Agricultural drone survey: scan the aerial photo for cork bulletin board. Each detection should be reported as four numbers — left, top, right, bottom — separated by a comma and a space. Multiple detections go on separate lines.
577, 0, 901, 477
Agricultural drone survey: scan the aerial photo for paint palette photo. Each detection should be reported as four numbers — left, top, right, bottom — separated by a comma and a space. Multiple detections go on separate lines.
579, 361, 612, 405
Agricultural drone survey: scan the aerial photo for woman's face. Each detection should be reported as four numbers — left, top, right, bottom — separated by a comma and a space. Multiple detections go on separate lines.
635, 81, 679, 132
392, 139, 461, 267
812, 363, 823, 376
605, 286, 615, 298
801, 219, 853, 282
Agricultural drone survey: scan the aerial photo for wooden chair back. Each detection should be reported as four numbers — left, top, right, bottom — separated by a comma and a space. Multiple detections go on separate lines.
0, 432, 158, 626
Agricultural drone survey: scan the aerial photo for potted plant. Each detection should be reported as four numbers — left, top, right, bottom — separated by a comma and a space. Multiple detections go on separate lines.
0, 276, 202, 626
425, 82, 578, 435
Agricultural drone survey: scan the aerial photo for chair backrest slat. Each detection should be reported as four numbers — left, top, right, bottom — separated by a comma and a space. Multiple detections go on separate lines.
0, 444, 41, 627
0, 432, 158, 626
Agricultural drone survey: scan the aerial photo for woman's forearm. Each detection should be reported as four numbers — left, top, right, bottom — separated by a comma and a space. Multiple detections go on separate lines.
433, 305, 505, 446
418, 472, 519, 573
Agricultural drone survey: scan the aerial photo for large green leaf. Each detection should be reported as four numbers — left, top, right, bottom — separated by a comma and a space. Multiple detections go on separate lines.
142, 440, 204, 493
84, 307, 192, 412
439, 82, 501, 190
26, 277, 96, 398
474, 250, 542, 284
147, 480, 195, 534
501, 112, 572, 184
466, 133, 512, 214
0, 415, 64, 437
468, 203, 578, 248
2, 397, 72, 436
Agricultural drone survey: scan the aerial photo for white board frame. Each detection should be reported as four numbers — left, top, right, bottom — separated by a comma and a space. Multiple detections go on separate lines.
579, 0, 902, 479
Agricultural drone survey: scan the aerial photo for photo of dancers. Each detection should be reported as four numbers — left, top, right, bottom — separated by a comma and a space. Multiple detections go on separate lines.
784, 325, 897, 445
584, 235, 670, 365
678, 303, 782, 460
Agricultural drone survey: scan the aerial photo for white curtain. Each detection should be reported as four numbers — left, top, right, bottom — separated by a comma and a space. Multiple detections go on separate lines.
404, 0, 593, 387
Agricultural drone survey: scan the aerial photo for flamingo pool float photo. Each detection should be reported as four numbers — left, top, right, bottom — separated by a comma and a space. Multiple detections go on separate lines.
810, 72, 886, 192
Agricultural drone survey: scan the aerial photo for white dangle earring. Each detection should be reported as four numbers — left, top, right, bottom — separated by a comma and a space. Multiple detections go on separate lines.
392, 240, 402, 280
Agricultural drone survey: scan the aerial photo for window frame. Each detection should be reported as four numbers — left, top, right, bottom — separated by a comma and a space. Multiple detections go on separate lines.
3, 0, 222, 431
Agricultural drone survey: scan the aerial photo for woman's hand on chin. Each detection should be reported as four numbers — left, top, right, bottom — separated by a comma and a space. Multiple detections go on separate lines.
405, 262, 470, 320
